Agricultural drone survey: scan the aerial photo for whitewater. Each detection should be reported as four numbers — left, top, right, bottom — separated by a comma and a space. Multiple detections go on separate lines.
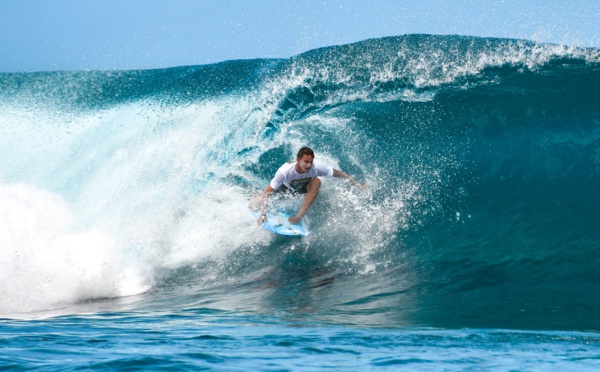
1, 35, 600, 369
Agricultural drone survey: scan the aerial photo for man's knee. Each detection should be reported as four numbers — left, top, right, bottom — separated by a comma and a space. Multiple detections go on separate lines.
307, 177, 321, 192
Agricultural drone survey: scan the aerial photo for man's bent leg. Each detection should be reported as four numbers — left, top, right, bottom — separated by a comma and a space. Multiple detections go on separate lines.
289, 178, 321, 224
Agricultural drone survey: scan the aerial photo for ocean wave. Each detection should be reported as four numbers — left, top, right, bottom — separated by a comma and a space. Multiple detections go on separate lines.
1, 35, 599, 328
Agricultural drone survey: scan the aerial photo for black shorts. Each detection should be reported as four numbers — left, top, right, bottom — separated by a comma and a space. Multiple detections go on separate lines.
274, 184, 308, 195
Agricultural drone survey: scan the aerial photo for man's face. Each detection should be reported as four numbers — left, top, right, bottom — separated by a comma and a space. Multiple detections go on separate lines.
296, 155, 314, 174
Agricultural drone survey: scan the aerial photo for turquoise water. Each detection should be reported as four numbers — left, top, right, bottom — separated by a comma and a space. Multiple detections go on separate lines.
3, 311, 600, 370
1, 35, 600, 369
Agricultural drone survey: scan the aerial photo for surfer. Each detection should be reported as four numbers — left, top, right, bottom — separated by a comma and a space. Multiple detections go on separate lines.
252, 146, 366, 224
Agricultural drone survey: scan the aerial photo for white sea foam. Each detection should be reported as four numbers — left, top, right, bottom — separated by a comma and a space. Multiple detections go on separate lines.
0, 183, 149, 314
0, 95, 280, 314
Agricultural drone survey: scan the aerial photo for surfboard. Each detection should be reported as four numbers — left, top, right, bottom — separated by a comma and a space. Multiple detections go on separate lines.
250, 210, 309, 237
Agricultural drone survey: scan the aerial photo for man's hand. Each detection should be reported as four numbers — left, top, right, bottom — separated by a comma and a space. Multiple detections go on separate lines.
257, 214, 267, 224
288, 214, 302, 224
251, 185, 275, 225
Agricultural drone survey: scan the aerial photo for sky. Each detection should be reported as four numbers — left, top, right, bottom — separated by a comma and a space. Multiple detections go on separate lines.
1, 0, 599, 72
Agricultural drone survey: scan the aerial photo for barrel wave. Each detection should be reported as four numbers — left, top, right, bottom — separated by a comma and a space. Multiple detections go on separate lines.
1, 35, 599, 331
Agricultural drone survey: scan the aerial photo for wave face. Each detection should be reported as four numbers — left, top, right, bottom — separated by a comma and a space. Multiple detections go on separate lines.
1, 35, 599, 329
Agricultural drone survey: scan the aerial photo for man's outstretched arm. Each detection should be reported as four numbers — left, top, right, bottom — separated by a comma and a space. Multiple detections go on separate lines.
332, 169, 367, 189
249, 184, 274, 224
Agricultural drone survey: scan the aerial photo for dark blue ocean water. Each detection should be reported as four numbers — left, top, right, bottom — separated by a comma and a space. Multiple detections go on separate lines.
1, 35, 600, 370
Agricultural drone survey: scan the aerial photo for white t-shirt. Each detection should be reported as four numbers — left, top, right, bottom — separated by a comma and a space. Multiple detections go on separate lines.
270, 161, 334, 192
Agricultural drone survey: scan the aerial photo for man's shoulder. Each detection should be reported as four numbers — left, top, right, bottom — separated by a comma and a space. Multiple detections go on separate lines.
312, 161, 334, 176
275, 161, 296, 175
278, 161, 296, 169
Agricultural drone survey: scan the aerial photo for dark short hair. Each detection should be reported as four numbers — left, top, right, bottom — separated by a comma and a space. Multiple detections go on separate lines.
297, 146, 315, 159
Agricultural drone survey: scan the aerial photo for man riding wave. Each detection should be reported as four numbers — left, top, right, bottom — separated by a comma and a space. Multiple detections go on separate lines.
251, 146, 367, 225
